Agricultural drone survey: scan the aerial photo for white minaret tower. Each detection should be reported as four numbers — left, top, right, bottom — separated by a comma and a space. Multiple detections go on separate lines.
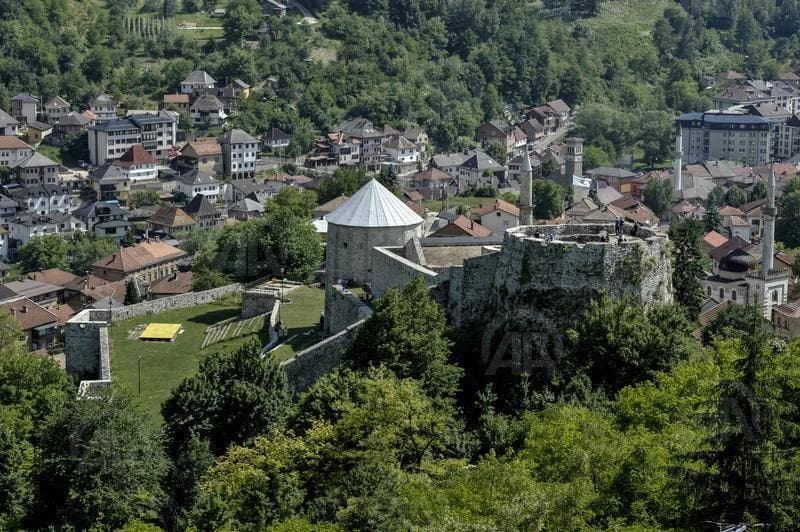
673, 126, 683, 192
762, 163, 776, 275
519, 149, 534, 225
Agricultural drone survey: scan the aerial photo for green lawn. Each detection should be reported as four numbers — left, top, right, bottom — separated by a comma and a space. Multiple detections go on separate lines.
110, 295, 270, 424
268, 286, 325, 362
110, 288, 325, 424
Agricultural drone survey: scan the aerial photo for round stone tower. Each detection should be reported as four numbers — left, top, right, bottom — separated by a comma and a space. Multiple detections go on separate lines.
325, 178, 423, 287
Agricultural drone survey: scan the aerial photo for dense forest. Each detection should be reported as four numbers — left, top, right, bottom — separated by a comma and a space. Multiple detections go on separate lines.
3, 0, 799, 165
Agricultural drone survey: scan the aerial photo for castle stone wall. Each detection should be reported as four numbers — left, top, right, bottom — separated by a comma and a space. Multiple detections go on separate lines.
281, 319, 364, 392
107, 284, 243, 322
371, 246, 439, 299
242, 288, 278, 319
65, 310, 111, 381
325, 284, 373, 334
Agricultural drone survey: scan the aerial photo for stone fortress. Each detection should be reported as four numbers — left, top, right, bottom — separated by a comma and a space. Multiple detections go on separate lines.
321, 178, 673, 373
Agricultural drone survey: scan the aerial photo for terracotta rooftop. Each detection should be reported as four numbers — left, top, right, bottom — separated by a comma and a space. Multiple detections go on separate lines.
27, 268, 80, 287
470, 198, 520, 218
148, 206, 197, 229
774, 300, 800, 318
703, 230, 729, 249
163, 94, 190, 104
92, 241, 187, 273
412, 167, 451, 182
0, 297, 58, 331
182, 139, 222, 157
431, 215, 492, 238
719, 205, 745, 217
0, 136, 32, 150
116, 144, 155, 167
150, 272, 193, 296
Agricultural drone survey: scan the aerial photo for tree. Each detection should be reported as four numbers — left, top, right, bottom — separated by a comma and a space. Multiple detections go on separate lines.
263, 210, 324, 281
484, 142, 507, 165
704, 195, 722, 233
345, 276, 461, 400
637, 111, 673, 168
82, 47, 113, 83
668, 218, 705, 319
531, 179, 564, 220
724, 186, 747, 208
643, 178, 674, 220
318, 167, 370, 204
266, 186, 317, 219
128, 190, 161, 208
191, 266, 229, 291
0, 347, 71, 530
700, 303, 768, 345
203, 0, 217, 13
223, 0, 262, 42
565, 297, 695, 393
69, 232, 118, 275
125, 279, 140, 304
750, 179, 767, 201
162, 339, 290, 457
18, 234, 70, 272
776, 177, 800, 248
33, 388, 167, 530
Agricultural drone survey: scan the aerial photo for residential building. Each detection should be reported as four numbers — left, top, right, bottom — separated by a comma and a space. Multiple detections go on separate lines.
431, 149, 506, 191
190, 95, 227, 127
403, 128, 429, 150
405, 167, 451, 200
90, 164, 130, 203
53, 112, 90, 139
677, 110, 772, 166
383, 135, 420, 165
226, 79, 251, 99
44, 96, 70, 124
3, 279, 65, 307
25, 121, 52, 144
176, 168, 220, 200
219, 128, 258, 178
8, 212, 84, 251
6, 184, 76, 216
313, 195, 349, 219
476, 120, 514, 154
224, 178, 276, 203
184, 194, 222, 229
0, 109, 20, 136
15, 152, 59, 186
469, 198, 520, 233
179, 139, 223, 175
150, 271, 193, 299
148, 205, 197, 234
92, 241, 187, 283
585, 167, 638, 193
89, 93, 117, 122
87, 111, 177, 166
0, 297, 59, 350
264, 127, 290, 151
0, 194, 18, 221
73, 201, 130, 241
162, 93, 190, 114
0, 136, 34, 167
180, 70, 217, 94
114, 144, 157, 182
430, 215, 492, 237
228, 198, 264, 220
11, 93, 38, 125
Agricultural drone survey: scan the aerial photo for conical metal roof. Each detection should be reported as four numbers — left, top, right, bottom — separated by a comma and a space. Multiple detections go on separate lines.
326, 179, 423, 228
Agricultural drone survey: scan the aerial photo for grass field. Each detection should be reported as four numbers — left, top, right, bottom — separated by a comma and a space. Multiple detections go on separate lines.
110, 287, 325, 423
268, 286, 325, 362
423, 195, 499, 213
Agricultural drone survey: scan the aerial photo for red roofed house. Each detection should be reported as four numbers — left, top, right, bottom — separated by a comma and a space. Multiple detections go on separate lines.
92, 241, 187, 283
430, 215, 492, 238
701, 230, 729, 253
0, 136, 34, 167
115, 144, 157, 182
470, 198, 520, 233
0, 297, 60, 350
163, 93, 190, 114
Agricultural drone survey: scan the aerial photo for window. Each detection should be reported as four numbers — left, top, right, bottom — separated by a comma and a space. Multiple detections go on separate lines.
772, 290, 779, 303
707, 286, 712, 296
719, 288, 725, 300
731, 290, 737, 301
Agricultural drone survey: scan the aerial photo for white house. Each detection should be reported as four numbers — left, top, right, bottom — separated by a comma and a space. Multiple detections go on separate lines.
6, 184, 76, 216
190, 95, 227, 127
176, 169, 220, 201
264, 127, 290, 150
180, 70, 217, 94
8, 212, 84, 248
87, 112, 176, 166
44, 96, 70, 124
219, 128, 258, 178
383, 135, 420, 165
114, 144, 157, 182
89, 93, 117, 122
0, 110, 20, 137
0, 136, 34, 168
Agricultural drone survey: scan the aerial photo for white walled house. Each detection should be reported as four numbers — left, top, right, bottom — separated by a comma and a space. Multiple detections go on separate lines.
0, 110, 20, 137
384, 135, 420, 165
190, 95, 227, 127
44, 96, 70, 124
264, 127, 290, 150
89, 93, 117, 122
114, 144, 157, 182
180, 71, 217, 94
8, 212, 84, 248
219, 128, 258, 178
176, 169, 220, 201
0, 136, 34, 167
7, 185, 76, 216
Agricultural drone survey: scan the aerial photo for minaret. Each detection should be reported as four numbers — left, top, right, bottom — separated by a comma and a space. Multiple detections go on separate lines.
673, 126, 683, 192
762, 163, 776, 276
519, 149, 534, 225
564, 137, 583, 179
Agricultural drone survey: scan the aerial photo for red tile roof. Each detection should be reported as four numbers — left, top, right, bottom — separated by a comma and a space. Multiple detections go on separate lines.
0, 297, 58, 331
471, 198, 520, 218
27, 268, 80, 287
702, 230, 729, 249
116, 144, 155, 167
0, 136, 32, 150
431, 215, 492, 237
92, 241, 186, 274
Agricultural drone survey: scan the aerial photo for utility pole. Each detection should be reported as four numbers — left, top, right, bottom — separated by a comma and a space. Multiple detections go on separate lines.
137, 355, 142, 396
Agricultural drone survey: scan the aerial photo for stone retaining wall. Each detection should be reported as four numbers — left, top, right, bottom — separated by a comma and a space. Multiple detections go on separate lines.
281, 319, 364, 392
107, 283, 243, 322
371, 246, 439, 299
325, 284, 373, 334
